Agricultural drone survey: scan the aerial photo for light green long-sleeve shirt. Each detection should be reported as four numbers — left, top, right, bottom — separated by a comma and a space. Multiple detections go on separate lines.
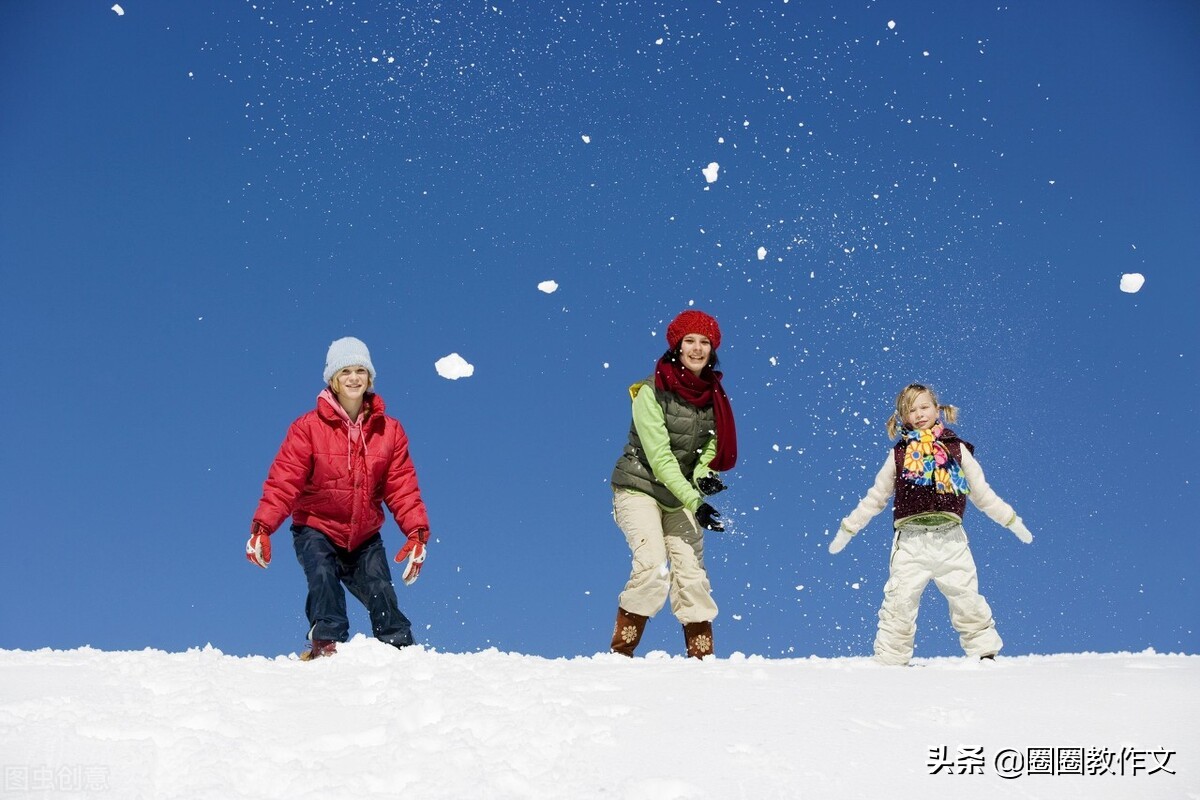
630, 383, 717, 512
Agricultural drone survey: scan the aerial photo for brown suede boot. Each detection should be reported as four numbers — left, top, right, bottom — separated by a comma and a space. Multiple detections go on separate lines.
683, 621, 714, 659
611, 607, 649, 656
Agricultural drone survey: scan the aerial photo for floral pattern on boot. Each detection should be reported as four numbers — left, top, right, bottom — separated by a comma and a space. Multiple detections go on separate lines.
684, 621, 714, 659
611, 608, 649, 657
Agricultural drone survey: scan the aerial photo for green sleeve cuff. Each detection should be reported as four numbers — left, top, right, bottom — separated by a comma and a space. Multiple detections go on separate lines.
692, 438, 718, 488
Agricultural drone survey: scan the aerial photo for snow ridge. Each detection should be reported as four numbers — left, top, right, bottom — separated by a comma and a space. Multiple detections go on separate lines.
2, 640, 1195, 799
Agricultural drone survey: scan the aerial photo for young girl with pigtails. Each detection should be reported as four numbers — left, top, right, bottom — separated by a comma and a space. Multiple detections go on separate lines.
829, 383, 1033, 665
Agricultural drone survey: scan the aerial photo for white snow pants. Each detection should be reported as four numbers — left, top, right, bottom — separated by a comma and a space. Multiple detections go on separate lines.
874, 522, 1002, 665
612, 489, 718, 624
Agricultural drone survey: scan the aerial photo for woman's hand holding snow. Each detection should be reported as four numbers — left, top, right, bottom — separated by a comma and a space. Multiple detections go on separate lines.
697, 473, 727, 496
828, 525, 855, 555
245, 521, 272, 568
696, 503, 724, 532
395, 527, 430, 585
1007, 517, 1034, 544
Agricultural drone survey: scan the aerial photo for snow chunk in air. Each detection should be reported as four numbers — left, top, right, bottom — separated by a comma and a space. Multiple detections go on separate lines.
757, 247, 767, 261
435, 353, 475, 380
112, 4, 125, 15
1119, 273, 1145, 294
537, 280, 559, 294
702, 162, 720, 184
581, 135, 591, 144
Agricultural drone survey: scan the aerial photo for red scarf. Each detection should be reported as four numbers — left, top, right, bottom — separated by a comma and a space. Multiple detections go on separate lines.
654, 356, 737, 472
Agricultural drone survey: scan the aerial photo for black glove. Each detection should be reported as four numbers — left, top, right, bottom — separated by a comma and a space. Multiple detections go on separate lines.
697, 474, 727, 496
696, 503, 724, 532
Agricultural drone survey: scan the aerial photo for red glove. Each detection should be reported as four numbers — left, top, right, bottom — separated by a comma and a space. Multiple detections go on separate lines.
394, 527, 429, 585
246, 521, 272, 568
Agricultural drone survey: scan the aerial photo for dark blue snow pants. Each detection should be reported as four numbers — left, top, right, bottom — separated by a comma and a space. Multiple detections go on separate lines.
291, 525, 414, 648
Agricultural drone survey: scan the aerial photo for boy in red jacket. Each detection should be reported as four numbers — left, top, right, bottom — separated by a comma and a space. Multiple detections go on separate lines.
246, 337, 432, 660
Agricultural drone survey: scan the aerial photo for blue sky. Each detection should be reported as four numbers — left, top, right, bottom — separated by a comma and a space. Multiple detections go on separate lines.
2, 1, 1196, 659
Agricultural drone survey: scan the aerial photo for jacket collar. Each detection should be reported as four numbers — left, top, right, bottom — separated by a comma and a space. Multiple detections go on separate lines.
316, 389, 385, 427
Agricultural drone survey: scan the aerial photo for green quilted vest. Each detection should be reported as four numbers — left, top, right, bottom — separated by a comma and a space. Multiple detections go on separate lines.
611, 379, 715, 508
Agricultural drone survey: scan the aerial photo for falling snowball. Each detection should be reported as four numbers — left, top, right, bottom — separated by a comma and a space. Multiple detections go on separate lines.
112, 4, 125, 14
537, 280, 559, 294
1119, 273, 1145, 294
581, 134, 591, 144
702, 162, 720, 183
887, 20, 896, 29
435, 353, 475, 380
756, 246, 767, 261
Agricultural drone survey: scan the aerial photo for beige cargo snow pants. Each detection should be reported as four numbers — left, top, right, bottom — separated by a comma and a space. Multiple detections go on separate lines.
612, 489, 718, 624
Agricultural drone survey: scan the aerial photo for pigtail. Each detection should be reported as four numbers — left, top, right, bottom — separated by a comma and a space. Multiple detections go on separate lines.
940, 404, 959, 424
886, 413, 901, 439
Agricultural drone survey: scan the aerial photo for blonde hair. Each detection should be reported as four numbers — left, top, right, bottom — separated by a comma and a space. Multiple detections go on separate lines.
328, 368, 374, 396
886, 383, 959, 438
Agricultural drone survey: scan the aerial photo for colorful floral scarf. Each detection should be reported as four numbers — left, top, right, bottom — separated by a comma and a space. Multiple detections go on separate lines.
900, 423, 969, 495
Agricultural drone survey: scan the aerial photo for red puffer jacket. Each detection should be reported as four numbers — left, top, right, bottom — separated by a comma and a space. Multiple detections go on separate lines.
254, 390, 430, 551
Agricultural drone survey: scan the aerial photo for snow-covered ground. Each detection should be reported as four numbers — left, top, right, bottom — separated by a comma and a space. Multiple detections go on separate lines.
1, 640, 1195, 799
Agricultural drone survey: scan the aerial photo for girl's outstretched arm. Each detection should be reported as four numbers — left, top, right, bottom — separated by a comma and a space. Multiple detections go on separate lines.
960, 449, 1031, 541
840, 453, 896, 535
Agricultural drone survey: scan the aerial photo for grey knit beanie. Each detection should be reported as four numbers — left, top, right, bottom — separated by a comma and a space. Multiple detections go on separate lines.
323, 336, 376, 384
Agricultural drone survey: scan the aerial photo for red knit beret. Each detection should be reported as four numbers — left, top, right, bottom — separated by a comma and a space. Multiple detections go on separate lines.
666, 309, 721, 350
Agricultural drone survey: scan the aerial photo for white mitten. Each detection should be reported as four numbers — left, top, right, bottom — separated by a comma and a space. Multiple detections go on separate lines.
1008, 518, 1033, 544
829, 527, 855, 555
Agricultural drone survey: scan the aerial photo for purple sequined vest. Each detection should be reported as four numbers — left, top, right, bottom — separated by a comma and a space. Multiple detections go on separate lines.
892, 430, 975, 522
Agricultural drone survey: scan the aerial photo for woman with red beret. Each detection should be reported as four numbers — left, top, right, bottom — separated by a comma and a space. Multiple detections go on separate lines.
609, 310, 737, 659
